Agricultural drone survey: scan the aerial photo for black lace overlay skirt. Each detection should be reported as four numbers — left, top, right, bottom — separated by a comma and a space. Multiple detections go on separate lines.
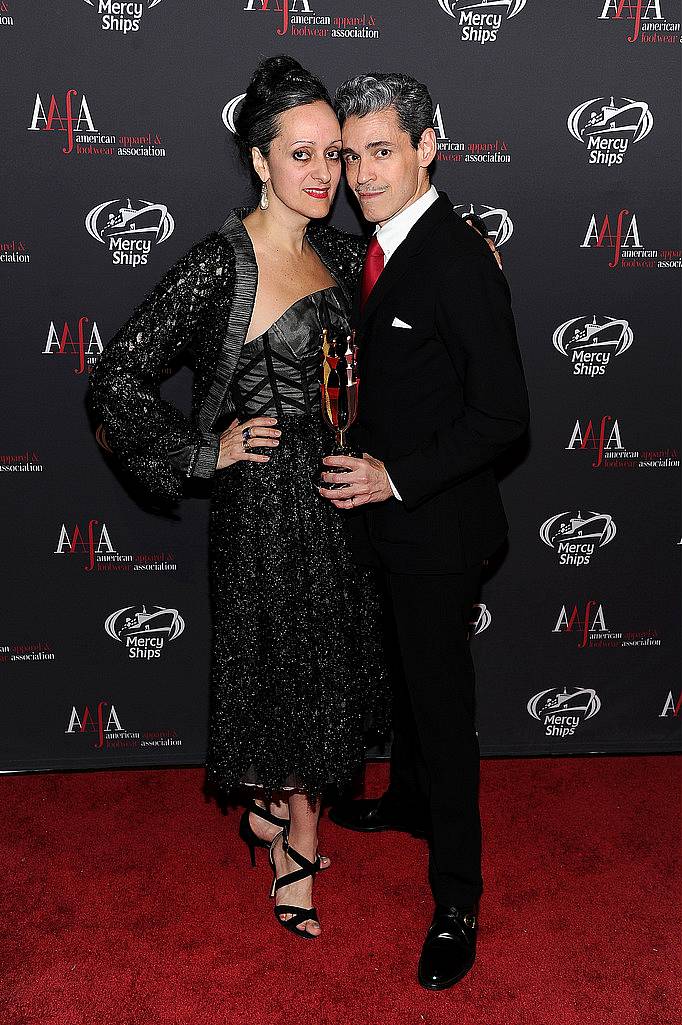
205, 412, 390, 799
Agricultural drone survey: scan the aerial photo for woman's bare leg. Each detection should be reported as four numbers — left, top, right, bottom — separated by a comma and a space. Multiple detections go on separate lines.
247, 793, 330, 868
271, 792, 322, 936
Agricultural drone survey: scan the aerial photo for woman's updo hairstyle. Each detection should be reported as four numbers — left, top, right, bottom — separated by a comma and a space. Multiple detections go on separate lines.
234, 55, 333, 187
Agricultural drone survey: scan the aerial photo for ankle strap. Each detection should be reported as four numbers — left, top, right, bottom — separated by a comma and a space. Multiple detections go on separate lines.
272, 834, 321, 892
281, 836, 321, 875
248, 801, 288, 829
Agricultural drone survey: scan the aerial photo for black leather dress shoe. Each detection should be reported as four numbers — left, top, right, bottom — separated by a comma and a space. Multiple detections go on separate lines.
417, 904, 478, 990
327, 798, 428, 839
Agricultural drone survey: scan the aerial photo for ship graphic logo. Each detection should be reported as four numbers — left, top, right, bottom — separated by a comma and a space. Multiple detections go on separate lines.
539, 511, 617, 549
567, 96, 653, 146
86, 198, 175, 246
105, 605, 185, 643
437, 0, 528, 19
222, 94, 247, 134
453, 203, 514, 247
527, 686, 601, 722
469, 602, 492, 636
553, 315, 633, 357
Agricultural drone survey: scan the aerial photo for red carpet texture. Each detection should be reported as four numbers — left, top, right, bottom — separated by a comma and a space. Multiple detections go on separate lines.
0, 757, 679, 1025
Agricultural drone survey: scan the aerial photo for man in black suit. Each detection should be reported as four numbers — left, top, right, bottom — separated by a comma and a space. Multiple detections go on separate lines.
319, 73, 529, 990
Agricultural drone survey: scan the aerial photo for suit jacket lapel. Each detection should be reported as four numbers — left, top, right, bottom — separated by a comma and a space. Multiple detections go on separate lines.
357, 193, 453, 330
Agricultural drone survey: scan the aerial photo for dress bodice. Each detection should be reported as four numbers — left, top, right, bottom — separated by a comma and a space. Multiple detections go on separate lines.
224, 284, 349, 421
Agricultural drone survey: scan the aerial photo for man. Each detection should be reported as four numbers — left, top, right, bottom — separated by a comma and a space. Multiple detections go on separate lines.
318, 73, 529, 989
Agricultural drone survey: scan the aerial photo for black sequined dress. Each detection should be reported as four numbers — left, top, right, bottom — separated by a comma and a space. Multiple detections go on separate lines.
205, 284, 389, 798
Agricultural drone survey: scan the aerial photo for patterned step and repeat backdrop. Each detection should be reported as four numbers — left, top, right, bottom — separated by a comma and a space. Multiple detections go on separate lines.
1, 1, 680, 772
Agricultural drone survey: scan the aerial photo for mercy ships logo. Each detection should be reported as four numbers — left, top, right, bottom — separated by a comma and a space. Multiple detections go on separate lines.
553, 315, 633, 377
527, 686, 601, 738
83, 1, 165, 33
539, 511, 616, 566
105, 604, 185, 660
436, 0, 528, 44
567, 96, 653, 165
85, 197, 174, 266
453, 203, 514, 246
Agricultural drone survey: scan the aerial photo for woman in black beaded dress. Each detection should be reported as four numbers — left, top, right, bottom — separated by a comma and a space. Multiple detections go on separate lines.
87, 56, 390, 939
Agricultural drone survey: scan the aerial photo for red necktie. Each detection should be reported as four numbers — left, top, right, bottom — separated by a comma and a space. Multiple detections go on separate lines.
360, 235, 384, 310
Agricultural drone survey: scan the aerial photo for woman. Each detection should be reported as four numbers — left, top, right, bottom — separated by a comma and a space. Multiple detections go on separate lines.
87, 55, 496, 940
87, 56, 389, 940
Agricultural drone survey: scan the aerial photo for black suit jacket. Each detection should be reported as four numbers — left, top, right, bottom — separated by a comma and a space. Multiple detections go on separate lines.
349, 191, 530, 574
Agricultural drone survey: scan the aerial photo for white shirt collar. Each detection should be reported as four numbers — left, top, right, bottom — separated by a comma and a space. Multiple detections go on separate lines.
375, 184, 439, 264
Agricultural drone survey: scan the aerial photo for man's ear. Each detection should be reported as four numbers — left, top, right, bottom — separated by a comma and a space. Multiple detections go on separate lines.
417, 127, 437, 168
251, 146, 269, 184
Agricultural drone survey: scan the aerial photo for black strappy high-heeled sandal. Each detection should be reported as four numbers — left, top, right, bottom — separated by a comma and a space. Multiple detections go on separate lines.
268, 830, 322, 939
239, 799, 331, 872
238, 800, 289, 868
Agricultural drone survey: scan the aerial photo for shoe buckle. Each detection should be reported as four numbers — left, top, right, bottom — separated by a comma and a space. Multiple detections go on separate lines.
463, 913, 477, 929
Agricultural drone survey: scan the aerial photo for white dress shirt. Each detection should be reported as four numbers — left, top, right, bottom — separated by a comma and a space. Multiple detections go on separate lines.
373, 185, 439, 500
375, 183, 439, 266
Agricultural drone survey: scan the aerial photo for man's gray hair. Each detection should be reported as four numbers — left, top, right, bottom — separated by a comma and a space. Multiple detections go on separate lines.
333, 72, 434, 149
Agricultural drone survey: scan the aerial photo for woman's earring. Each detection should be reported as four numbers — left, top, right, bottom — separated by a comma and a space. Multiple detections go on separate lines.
260, 181, 269, 210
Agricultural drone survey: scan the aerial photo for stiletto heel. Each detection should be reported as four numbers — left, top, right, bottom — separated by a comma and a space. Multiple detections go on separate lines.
239, 814, 258, 867
238, 800, 289, 867
268, 830, 322, 939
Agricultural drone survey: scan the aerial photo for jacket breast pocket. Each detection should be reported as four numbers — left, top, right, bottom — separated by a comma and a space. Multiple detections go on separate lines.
385, 310, 431, 337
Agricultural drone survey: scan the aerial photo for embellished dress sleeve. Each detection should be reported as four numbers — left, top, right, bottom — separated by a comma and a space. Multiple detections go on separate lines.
86, 233, 235, 506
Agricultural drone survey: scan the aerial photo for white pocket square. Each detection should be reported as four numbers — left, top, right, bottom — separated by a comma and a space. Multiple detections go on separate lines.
392, 316, 412, 329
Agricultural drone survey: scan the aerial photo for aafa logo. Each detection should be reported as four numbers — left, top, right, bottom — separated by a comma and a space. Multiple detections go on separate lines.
65, 700, 125, 749
568, 96, 653, 164
597, 1, 671, 44
565, 416, 624, 467
437, 0, 528, 44
432, 103, 511, 163
105, 604, 185, 659
453, 203, 513, 246
243, 0, 314, 37
580, 209, 642, 268
539, 510, 616, 566
86, 197, 174, 266
527, 686, 601, 738
553, 601, 608, 648
553, 315, 633, 376
28, 90, 96, 155
54, 519, 116, 572
43, 317, 103, 375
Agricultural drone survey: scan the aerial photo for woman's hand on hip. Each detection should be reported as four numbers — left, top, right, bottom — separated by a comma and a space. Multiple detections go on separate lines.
216, 417, 280, 469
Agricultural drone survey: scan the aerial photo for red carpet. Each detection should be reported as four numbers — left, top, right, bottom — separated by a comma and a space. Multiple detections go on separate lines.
0, 757, 678, 1025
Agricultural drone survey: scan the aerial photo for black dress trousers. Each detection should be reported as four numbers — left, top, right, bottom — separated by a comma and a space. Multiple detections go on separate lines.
378, 564, 484, 908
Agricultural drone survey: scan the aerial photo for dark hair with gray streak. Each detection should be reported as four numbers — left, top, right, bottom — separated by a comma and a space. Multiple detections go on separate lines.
333, 72, 434, 149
